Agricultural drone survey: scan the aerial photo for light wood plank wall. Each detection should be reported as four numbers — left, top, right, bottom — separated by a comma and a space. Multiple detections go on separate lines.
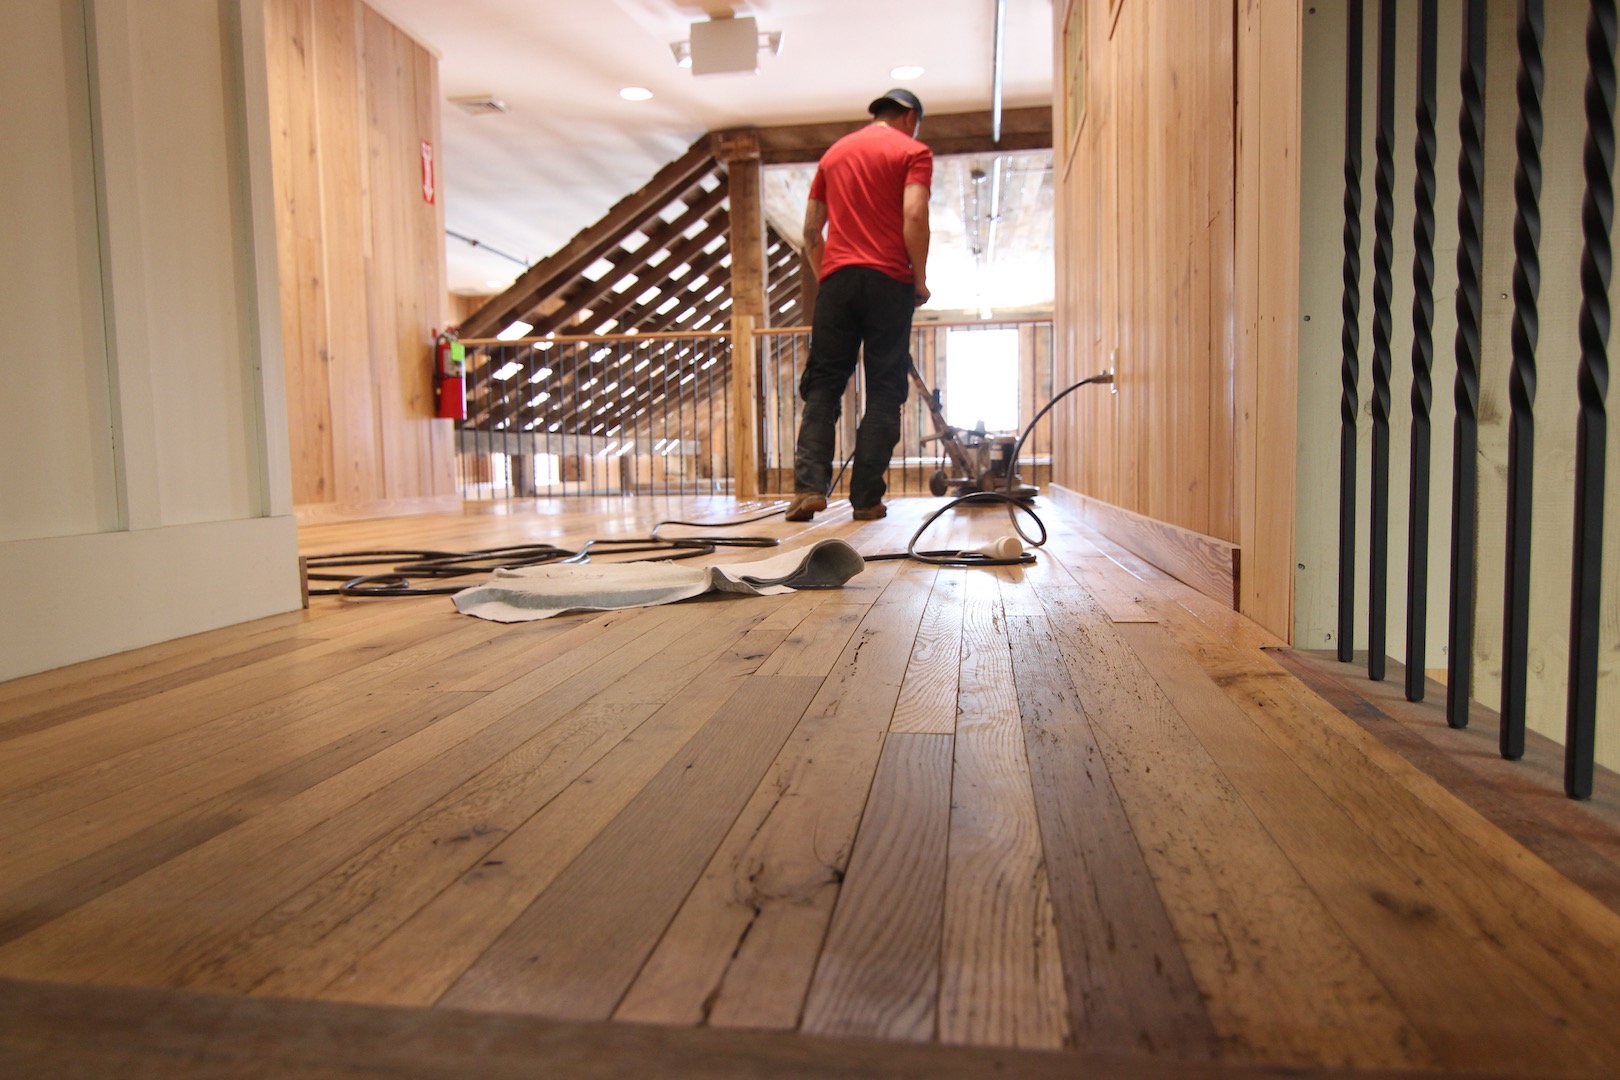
264, 0, 457, 519
1051, 0, 1301, 640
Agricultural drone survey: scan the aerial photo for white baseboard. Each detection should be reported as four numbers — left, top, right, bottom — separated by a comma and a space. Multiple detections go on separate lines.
0, 516, 302, 682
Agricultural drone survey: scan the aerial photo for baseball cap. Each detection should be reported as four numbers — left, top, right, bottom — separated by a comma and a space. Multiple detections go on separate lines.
868, 88, 924, 120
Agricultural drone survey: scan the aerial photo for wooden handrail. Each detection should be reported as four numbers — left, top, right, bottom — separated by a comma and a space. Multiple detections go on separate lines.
465, 316, 1056, 347
459, 329, 733, 347
753, 316, 1054, 337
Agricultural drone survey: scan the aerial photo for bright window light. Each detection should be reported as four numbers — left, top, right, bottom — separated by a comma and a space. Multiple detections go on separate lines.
944, 328, 1020, 431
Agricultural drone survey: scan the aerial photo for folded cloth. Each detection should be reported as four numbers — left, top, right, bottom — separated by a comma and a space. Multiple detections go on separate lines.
452, 538, 867, 623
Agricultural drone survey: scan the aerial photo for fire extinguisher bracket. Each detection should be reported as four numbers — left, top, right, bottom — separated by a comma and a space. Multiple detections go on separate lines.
434, 332, 467, 421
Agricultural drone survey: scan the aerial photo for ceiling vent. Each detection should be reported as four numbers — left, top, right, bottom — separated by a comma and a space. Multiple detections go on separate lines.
450, 95, 508, 116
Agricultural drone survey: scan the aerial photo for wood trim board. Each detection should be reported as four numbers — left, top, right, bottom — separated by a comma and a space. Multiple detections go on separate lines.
293, 493, 463, 526
0, 976, 1514, 1080
1048, 484, 1239, 609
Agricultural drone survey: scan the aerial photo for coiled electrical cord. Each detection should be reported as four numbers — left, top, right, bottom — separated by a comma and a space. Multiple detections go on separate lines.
871, 370, 1114, 566
304, 373, 1111, 595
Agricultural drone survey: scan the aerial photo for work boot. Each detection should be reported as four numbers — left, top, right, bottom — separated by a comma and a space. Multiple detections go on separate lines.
851, 502, 887, 521
784, 492, 828, 522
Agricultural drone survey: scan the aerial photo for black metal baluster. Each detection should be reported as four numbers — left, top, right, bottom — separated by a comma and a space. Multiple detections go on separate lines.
573, 346, 579, 498
717, 337, 726, 497
1447, 0, 1488, 724
1340, 0, 1366, 663
1370, 0, 1398, 682
498, 346, 510, 500
1567, 0, 1615, 800
1406, 0, 1439, 702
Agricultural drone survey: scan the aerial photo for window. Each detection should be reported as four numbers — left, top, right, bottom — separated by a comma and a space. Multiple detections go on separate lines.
944, 329, 1020, 431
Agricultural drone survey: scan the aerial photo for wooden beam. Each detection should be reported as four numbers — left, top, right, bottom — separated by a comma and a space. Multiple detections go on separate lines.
629, 249, 733, 335
530, 181, 728, 337
735, 106, 1053, 166
558, 212, 731, 336
720, 132, 767, 327
459, 140, 717, 339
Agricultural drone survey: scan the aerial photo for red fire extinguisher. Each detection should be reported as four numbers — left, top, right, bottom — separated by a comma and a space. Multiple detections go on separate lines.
434, 330, 466, 421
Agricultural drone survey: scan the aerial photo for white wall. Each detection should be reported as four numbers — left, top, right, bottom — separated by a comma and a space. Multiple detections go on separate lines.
0, 0, 118, 541
1297, 0, 1619, 771
0, 0, 300, 681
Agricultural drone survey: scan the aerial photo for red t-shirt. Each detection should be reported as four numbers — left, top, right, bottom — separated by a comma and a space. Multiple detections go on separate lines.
809, 123, 932, 284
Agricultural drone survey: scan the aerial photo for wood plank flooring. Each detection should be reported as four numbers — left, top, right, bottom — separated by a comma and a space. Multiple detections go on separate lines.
2, 495, 1618, 1077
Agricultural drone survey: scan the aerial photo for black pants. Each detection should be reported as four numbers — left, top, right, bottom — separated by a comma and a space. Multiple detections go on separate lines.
793, 266, 915, 508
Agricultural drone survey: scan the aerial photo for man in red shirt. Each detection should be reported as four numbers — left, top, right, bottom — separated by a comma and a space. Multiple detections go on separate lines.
784, 88, 932, 522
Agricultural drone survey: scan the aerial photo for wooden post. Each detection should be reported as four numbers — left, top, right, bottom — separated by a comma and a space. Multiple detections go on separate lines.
719, 129, 766, 500
718, 129, 769, 326
731, 314, 759, 500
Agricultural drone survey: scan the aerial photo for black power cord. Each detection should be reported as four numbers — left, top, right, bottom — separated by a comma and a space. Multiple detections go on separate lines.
303, 373, 1112, 595
877, 369, 1115, 566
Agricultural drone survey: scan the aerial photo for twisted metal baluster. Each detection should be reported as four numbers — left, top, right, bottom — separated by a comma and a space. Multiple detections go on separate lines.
1447, 0, 1488, 727
1566, 0, 1615, 800
1339, 0, 1365, 664
1369, 0, 1398, 682
1501, 0, 1544, 759
1405, 0, 1439, 702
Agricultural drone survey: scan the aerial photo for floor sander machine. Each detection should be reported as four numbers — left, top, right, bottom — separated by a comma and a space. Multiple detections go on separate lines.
908, 363, 1039, 502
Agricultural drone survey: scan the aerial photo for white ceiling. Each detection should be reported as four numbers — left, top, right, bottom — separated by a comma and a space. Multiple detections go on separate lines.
362, 0, 1056, 299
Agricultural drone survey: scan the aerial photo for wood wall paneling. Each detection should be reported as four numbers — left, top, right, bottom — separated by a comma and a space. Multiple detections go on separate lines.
1052, 0, 1300, 641
264, 0, 455, 518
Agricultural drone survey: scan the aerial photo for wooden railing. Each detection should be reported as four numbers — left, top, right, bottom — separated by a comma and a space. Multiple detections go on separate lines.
456, 317, 1055, 503
456, 328, 733, 499
754, 318, 1055, 498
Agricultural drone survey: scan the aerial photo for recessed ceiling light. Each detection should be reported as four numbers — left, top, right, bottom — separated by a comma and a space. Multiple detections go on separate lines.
484, 279, 504, 288
890, 65, 925, 80
620, 86, 654, 101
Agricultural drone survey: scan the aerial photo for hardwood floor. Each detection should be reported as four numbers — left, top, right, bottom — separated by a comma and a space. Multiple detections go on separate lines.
1, 495, 1617, 1077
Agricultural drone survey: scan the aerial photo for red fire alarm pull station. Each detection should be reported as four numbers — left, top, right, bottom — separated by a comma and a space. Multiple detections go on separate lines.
420, 140, 436, 204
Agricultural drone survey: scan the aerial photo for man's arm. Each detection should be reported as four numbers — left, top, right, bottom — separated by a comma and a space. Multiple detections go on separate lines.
903, 182, 930, 306
802, 198, 827, 279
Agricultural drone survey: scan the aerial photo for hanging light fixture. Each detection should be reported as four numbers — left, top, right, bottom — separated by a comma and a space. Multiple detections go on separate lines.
668, 17, 783, 75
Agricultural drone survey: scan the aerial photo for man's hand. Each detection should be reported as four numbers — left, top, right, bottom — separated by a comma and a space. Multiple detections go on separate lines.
913, 282, 930, 307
